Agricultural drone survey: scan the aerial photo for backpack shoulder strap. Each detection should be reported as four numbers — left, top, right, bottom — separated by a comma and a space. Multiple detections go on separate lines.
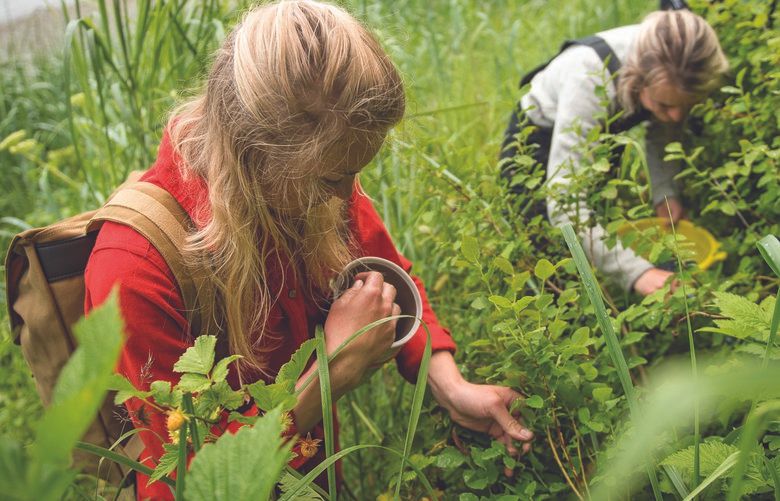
519, 35, 621, 88
87, 182, 217, 341
569, 35, 621, 86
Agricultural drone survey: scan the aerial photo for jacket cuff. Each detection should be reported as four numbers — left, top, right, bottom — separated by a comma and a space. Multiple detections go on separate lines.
395, 324, 457, 383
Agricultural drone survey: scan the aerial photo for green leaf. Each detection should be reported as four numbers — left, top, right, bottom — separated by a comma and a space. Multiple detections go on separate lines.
212, 355, 242, 384
572, 327, 590, 346
593, 387, 613, 402
177, 373, 211, 393
534, 258, 555, 281
525, 395, 544, 409
275, 339, 316, 392
174, 335, 217, 375
492, 256, 514, 275
185, 407, 293, 501
701, 292, 773, 342
150, 380, 183, 408
34, 290, 124, 467
461, 236, 480, 264
277, 471, 323, 500
662, 441, 739, 479
246, 380, 297, 412
110, 374, 147, 405
149, 443, 180, 484
489, 295, 513, 309
435, 447, 467, 469
199, 381, 246, 412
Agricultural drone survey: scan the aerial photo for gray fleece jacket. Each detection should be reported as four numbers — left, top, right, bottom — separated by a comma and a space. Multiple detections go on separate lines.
520, 25, 682, 291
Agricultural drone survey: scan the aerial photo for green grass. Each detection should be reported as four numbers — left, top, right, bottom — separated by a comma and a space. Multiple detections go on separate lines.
5, 0, 780, 499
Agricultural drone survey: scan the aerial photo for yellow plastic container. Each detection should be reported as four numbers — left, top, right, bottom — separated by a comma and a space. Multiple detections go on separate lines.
616, 218, 727, 270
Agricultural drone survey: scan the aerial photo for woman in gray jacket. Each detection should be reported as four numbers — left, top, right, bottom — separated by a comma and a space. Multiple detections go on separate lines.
502, 9, 728, 295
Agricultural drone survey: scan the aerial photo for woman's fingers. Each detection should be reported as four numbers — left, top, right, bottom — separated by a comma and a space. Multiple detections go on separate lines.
490, 389, 534, 443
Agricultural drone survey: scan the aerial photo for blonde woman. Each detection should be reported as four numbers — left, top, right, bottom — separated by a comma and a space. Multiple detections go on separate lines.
85, 1, 532, 498
501, 9, 728, 295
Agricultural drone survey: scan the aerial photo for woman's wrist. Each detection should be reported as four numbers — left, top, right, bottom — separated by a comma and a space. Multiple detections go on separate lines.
427, 350, 466, 412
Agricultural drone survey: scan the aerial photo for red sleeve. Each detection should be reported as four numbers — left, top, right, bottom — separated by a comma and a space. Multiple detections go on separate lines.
350, 189, 457, 382
84, 222, 312, 499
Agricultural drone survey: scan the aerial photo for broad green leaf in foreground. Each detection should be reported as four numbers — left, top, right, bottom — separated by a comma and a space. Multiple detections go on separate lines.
184, 407, 293, 501
34, 290, 125, 467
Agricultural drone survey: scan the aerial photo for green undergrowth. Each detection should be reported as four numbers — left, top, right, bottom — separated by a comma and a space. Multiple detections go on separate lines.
2, 0, 780, 499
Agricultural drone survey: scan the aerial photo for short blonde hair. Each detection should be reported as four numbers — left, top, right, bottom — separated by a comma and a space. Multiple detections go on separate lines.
170, 0, 405, 373
619, 10, 729, 114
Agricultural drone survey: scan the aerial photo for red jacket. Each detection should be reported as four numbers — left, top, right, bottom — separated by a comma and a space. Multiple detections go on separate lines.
84, 132, 456, 500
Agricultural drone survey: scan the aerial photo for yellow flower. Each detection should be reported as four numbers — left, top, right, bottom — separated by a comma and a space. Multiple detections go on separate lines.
166, 408, 188, 432
298, 433, 322, 459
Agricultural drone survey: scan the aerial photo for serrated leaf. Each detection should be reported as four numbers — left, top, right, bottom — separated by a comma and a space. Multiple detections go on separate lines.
212, 355, 242, 384
174, 335, 217, 375
109, 374, 147, 405
150, 380, 183, 408
177, 373, 211, 393
702, 292, 773, 342
275, 339, 316, 392
277, 472, 323, 500
534, 259, 555, 281
184, 407, 293, 501
661, 441, 739, 479
149, 443, 180, 484
246, 380, 297, 412
199, 381, 246, 412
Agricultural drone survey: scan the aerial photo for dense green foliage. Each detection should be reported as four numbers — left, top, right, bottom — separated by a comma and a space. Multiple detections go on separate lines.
1, 0, 780, 499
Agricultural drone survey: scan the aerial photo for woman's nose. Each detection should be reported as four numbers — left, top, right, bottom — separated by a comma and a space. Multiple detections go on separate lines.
668, 107, 685, 123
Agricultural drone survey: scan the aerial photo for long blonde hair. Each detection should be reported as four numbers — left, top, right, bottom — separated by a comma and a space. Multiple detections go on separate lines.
618, 9, 728, 114
169, 0, 405, 372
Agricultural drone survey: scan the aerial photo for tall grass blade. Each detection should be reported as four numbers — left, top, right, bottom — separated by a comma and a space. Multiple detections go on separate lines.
175, 418, 189, 500
183, 393, 201, 452
663, 464, 691, 499
75, 441, 176, 488
667, 201, 700, 489
757, 235, 780, 368
683, 451, 739, 501
560, 222, 663, 500
314, 325, 337, 501
393, 325, 432, 500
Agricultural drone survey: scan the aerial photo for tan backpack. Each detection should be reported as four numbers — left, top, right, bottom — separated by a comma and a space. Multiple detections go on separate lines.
4, 177, 215, 485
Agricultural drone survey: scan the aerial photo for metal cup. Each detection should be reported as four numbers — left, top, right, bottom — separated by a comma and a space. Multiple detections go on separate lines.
332, 256, 422, 348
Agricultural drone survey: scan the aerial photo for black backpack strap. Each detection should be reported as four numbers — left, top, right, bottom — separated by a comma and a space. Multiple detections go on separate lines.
570, 36, 621, 88
660, 0, 689, 10
503, 35, 622, 164
517, 35, 620, 89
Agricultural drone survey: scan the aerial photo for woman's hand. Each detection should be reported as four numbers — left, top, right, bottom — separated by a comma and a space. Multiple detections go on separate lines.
324, 271, 401, 388
655, 196, 685, 224
633, 267, 678, 295
293, 271, 400, 433
427, 351, 534, 476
